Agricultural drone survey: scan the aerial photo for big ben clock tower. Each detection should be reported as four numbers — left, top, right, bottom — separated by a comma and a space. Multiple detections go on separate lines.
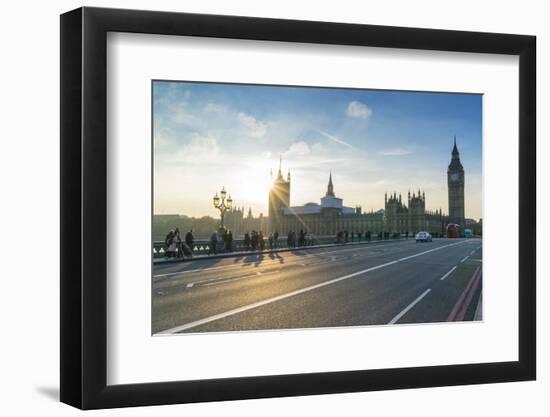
447, 136, 465, 226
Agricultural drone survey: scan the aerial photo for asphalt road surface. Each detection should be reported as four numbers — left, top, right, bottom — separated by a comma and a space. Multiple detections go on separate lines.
152, 238, 482, 334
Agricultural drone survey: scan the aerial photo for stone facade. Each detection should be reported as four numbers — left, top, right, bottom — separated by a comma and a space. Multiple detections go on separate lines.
225, 140, 472, 238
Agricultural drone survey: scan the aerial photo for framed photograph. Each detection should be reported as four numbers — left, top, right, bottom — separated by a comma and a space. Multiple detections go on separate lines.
60, 7, 536, 409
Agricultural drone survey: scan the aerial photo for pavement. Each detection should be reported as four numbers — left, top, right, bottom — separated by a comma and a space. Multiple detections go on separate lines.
152, 238, 483, 334
153, 238, 403, 264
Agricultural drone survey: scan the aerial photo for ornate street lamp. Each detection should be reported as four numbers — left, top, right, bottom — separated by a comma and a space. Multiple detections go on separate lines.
213, 186, 232, 230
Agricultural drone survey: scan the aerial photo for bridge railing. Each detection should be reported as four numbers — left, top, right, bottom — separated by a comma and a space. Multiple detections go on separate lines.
152, 233, 409, 258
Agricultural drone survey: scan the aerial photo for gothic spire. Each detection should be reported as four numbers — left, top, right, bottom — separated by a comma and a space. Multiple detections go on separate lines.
276, 155, 283, 180
326, 171, 335, 197
452, 135, 459, 159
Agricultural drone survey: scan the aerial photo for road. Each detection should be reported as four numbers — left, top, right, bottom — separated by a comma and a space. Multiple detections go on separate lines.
152, 238, 482, 334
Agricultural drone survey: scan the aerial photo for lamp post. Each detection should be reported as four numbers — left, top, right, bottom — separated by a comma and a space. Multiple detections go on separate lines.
213, 186, 232, 232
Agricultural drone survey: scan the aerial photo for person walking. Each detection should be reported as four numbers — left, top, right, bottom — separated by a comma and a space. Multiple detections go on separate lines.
226, 230, 233, 252
274, 231, 279, 248
164, 229, 176, 258
244, 232, 251, 251
174, 228, 183, 258
259, 231, 265, 251
299, 229, 305, 247
268, 232, 274, 250
209, 231, 218, 255
185, 229, 194, 249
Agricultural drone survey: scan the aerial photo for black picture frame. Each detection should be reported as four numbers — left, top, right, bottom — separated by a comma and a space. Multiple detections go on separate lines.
60, 6, 536, 410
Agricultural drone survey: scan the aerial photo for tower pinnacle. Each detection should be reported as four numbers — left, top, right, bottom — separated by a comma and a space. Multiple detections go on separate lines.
326, 171, 335, 197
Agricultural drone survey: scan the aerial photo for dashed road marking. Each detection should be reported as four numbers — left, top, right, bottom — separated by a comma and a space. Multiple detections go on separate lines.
460, 256, 469, 263
440, 266, 457, 281
388, 289, 432, 324
157, 240, 468, 334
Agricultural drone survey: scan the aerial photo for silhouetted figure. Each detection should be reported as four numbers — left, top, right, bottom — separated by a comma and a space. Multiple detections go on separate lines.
244, 232, 251, 251
259, 231, 265, 251
268, 232, 274, 250
226, 230, 233, 252
274, 231, 279, 248
209, 231, 218, 255
185, 229, 194, 249
164, 230, 176, 258
299, 229, 305, 246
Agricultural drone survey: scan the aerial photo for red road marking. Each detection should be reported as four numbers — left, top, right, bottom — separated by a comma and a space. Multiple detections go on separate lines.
447, 265, 482, 322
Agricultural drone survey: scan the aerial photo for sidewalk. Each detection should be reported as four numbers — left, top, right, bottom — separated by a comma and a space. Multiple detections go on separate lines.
474, 293, 483, 321
153, 238, 408, 264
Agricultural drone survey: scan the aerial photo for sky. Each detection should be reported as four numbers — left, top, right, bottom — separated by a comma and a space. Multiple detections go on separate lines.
153, 81, 482, 221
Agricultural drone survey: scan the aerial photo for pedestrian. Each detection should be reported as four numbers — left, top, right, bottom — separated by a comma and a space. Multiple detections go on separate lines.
268, 232, 273, 250
344, 230, 349, 243
209, 231, 218, 255
358, 231, 362, 241
226, 230, 233, 252
174, 228, 183, 258
366, 230, 371, 242
351, 231, 355, 242
292, 231, 297, 248
244, 232, 251, 251
274, 231, 279, 248
259, 231, 265, 251
164, 229, 176, 258
185, 229, 194, 250
299, 229, 305, 246
223, 229, 228, 249
251, 230, 258, 251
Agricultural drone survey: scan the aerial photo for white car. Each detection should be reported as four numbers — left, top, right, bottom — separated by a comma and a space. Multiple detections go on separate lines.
415, 231, 432, 242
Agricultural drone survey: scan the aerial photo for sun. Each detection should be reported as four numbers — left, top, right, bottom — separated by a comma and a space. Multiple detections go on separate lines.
231, 160, 274, 208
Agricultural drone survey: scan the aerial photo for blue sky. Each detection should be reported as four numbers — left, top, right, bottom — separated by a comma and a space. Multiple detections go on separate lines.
153, 81, 482, 220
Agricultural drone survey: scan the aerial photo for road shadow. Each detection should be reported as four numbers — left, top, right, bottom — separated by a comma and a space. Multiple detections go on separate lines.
268, 251, 285, 264
35, 386, 59, 401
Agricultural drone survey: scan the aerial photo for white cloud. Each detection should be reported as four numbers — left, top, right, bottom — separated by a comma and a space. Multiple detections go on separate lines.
379, 147, 413, 156
174, 134, 219, 162
346, 101, 372, 119
172, 104, 195, 125
284, 141, 311, 157
318, 130, 355, 149
204, 102, 227, 113
237, 112, 267, 138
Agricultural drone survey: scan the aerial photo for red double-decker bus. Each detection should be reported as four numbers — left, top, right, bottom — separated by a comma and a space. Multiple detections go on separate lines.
447, 223, 460, 238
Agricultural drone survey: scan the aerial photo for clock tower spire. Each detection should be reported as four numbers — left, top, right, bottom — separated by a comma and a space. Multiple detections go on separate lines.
447, 136, 465, 226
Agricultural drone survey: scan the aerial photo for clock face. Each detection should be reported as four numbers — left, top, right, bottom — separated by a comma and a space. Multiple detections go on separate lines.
450, 173, 460, 182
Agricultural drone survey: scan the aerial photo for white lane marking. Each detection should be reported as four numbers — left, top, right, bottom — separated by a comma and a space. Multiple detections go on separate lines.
203, 275, 253, 287
388, 289, 432, 325
186, 283, 194, 288
156, 240, 467, 334
460, 256, 469, 263
440, 266, 457, 281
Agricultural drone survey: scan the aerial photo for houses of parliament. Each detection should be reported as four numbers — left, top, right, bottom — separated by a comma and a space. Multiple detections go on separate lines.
225, 139, 477, 237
